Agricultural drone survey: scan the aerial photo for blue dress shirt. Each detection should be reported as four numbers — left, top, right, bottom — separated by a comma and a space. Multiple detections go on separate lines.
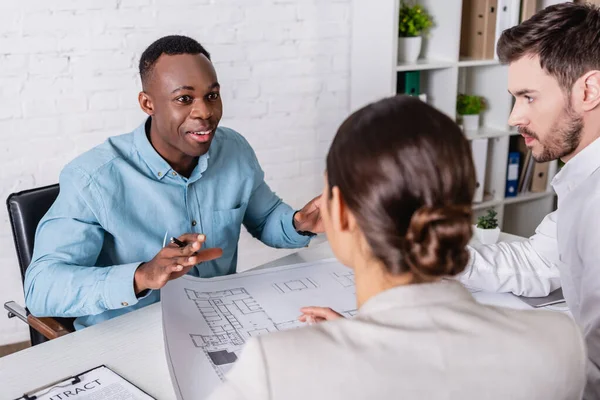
24, 119, 310, 329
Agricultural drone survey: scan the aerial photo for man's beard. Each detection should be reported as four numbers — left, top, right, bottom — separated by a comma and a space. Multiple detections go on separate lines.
519, 106, 584, 163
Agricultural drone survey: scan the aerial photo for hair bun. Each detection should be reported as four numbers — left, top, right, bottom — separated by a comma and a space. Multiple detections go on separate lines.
402, 205, 472, 281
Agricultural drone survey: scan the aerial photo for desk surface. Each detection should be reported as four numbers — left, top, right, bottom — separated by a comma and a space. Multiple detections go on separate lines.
0, 233, 527, 400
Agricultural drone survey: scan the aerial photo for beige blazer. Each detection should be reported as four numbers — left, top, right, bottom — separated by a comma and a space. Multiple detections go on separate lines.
208, 280, 586, 400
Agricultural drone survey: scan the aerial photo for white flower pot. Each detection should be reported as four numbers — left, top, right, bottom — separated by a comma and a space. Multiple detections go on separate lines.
397, 36, 422, 63
461, 114, 480, 131
474, 226, 500, 245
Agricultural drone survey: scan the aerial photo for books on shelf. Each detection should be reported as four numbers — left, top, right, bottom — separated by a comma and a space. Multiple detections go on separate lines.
396, 71, 427, 102
471, 138, 489, 203
460, 0, 498, 60
530, 161, 550, 192
521, 0, 537, 22
494, 0, 521, 60
511, 136, 550, 194
505, 151, 520, 197
461, 0, 523, 61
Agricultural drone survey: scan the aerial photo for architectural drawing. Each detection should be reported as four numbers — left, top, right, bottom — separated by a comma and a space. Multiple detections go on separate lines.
162, 259, 359, 400
332, 271, 355, 288
272, 277, 319, 294
186, 287, 309, 379
342, 309, 358, 317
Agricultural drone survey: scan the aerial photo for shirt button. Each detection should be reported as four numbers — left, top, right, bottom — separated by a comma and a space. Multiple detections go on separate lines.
192, 220, 197, 227
157, 172, 162, 177
121, 302, 129, 307
172, 171, 177, 176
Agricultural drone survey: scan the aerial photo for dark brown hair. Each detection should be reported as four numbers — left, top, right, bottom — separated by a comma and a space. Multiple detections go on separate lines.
326, 96, 475, 282
497, 2, 600, 92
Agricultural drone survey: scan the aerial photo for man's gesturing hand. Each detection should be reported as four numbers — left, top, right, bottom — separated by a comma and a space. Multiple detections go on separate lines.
134, 233, 223, 294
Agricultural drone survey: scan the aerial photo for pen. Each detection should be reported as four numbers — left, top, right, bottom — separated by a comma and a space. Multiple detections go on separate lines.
170, 237, 186, 248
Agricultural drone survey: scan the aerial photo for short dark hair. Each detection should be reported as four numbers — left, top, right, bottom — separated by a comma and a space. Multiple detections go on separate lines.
497, 2, 600, 92
139, 35, 211, 86
326, 96, 475, 282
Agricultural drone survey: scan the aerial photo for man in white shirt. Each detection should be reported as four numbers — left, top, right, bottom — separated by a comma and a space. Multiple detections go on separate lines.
458, 3, 600, 398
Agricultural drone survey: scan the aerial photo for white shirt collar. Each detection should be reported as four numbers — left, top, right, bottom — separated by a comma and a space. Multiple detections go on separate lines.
552, 136, 600, 198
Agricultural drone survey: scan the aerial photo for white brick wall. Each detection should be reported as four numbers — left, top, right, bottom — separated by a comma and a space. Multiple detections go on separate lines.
0, 0, 351, 346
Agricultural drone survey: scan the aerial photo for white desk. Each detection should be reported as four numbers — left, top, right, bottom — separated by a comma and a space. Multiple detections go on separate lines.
0, 233, 538, 399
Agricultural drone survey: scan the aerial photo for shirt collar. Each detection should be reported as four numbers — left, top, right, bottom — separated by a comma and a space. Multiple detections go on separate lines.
552, 136, 600, 197
133, 117, 210, 182
357, 280, 474, 316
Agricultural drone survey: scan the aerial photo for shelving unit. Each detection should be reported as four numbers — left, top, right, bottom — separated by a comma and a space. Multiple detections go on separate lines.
396, 60, 455, 72
349, 0, 565, 237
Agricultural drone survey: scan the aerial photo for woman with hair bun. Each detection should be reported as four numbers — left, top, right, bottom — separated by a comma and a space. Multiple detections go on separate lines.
209, 96, 585, 400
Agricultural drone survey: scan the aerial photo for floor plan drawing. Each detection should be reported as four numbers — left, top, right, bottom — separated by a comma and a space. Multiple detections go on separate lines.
272, 277, 319, 294
162, 258, 358, 400
332, 271, 355, 288
342, 309, 358, 317
186, 287, 298, 379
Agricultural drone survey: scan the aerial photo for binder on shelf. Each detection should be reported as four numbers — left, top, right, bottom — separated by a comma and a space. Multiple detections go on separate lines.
505, 151, 520, 197
521, 0, 537, 22
520, 151, 536, 193
471, 138, 489, 203
494, 0, 521, 59
530, 161, 550, 192
460, 0, 498, 60
396, 71, 421, 97
511, 135, 529, 193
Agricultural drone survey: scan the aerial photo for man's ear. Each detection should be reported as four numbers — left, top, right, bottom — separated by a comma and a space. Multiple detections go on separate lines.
577, 71, 600, 112
138, 91, 154, 116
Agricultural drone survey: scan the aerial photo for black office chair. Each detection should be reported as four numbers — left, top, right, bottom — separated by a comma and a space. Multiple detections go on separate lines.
4, 184, 75, 346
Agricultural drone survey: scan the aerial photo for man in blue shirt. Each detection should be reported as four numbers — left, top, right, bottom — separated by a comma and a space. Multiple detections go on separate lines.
24, 35, 323, 329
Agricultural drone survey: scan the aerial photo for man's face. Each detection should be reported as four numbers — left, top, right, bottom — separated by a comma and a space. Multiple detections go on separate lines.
508, 55, 583, 162
142, 53, 223, 158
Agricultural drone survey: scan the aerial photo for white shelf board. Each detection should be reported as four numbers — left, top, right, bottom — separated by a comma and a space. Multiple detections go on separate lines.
458, 58, 501, 67
503, 191, 556, 205
464, 126, 519, 141
396, 59, 455, 72
473, 198, 502, 210
473, 191, 556, 210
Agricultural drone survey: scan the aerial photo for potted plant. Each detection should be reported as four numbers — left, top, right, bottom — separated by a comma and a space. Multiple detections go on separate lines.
474, 209, 500, 244
457, 93, 485, 131
398, 2, 433, 63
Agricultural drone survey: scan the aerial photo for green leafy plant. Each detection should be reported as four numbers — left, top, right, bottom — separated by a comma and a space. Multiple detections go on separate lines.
457, 94, 485, 115
476, 209, 499, 230
398, 2, 434, 37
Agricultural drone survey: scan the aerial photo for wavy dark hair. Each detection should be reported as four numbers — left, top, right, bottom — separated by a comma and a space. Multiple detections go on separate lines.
326, 95, 475, 282
497, 2, 600, 92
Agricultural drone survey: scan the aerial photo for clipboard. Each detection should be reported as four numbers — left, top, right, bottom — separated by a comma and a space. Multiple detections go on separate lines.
14, 365, 156, 400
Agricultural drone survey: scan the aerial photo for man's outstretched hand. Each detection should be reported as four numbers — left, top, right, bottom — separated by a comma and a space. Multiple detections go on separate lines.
134, 233, 223, 294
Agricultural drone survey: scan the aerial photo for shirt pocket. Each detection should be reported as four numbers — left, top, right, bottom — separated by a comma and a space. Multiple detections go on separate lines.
211, 205, 245, 252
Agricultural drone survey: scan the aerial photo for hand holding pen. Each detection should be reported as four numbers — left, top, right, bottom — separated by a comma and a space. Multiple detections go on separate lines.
133, 233, 223, 294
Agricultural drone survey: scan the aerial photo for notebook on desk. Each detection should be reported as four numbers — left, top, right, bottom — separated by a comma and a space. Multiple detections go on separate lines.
518, 288, 565, 308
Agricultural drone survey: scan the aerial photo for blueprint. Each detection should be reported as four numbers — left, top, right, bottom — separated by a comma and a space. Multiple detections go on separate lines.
161, 259, 357, 400
160, 256, 562, 400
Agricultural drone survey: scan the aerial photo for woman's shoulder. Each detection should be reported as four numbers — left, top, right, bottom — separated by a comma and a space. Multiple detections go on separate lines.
255, 318, 360, 364
485, 306, 585, 362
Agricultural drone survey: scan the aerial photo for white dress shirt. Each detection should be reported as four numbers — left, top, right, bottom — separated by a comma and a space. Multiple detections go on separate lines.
208, 281, 585, 400
460, 136, 600, 399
